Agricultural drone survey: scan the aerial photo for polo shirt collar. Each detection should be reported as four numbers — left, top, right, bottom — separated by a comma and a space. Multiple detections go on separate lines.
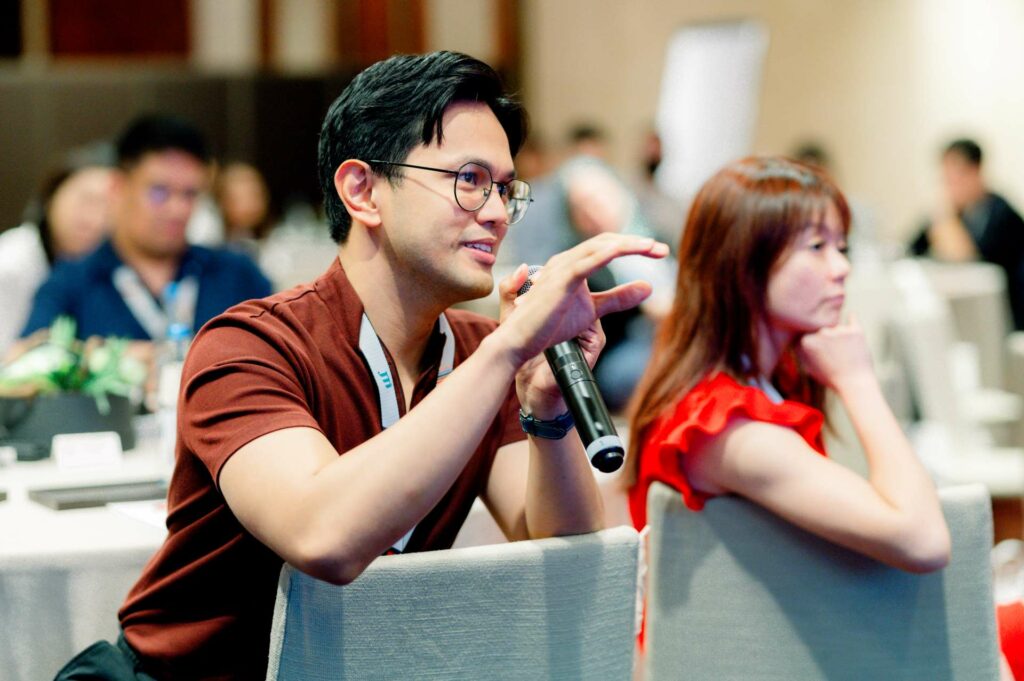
314, 257, 447, 376
314, 257, 364, 343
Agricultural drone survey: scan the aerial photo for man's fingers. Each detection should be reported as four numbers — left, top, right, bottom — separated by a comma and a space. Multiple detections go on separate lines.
497, 264, 529, 321
569, 233, 668, 261
498, 264, 529, 299
565, 237, 669, 288
592, 281, 654, 318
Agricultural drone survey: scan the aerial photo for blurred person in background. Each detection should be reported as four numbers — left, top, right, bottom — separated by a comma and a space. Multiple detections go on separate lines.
18, 114, 271, 348
910, 138, 1024, 329
626, 157, 950, 650
0, 148, 115, 356
513, 133, 552, 181
567, 122, 610, 161
214, 161, 274, 259
791, 141, 829, 171
502, 122, 676, 412
631, 128, 687, 248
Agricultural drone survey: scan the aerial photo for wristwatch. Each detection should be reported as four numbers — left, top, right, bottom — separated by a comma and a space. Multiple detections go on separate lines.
518, 409, 575, 440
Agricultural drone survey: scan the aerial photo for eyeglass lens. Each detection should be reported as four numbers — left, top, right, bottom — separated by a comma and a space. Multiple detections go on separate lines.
453, 162, 531, 224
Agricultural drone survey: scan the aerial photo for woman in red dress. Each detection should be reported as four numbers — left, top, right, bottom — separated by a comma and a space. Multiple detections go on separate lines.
626, 156, 951, 574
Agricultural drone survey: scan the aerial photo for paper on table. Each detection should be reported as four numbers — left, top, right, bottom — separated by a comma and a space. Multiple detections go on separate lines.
108, 499, 168, 530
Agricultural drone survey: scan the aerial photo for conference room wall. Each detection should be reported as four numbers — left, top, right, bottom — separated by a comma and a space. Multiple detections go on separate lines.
520, 0, 1024, 247
5, 0, 1024, 247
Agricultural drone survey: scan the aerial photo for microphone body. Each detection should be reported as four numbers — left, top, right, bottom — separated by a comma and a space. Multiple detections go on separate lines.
518, 266, 625, 473
544, 341, 625, 472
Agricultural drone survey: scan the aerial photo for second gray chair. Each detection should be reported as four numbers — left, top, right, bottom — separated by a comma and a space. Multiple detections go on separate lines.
266, 526, 640, 681
644, 482, 999, 681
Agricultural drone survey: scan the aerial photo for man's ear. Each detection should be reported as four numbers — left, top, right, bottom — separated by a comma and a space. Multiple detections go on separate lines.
335, 160, 382, 229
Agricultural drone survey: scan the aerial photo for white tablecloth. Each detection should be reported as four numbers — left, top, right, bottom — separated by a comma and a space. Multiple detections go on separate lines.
0, 447, 168, 681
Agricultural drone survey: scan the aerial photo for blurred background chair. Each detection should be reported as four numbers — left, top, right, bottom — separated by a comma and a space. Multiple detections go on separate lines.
266, 526, 640, 681
643, 482, 999, 681
890, 260, 1021, 447
921, 261, 1013, 391
1009, 333, 1024, 451
883, 260, 1024, 515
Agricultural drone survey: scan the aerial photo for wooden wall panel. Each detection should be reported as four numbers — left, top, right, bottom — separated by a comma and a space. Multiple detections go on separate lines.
49, 0, 189, 57
333, 0, 425, 68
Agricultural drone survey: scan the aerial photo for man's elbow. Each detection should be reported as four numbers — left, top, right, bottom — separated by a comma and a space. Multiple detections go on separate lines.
290, 534, 372, 586
298, 555, 369, 586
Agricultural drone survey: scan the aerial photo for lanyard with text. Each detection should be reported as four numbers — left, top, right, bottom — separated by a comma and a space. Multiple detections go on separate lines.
112, 266, 199, 340
358, 312, 455, 553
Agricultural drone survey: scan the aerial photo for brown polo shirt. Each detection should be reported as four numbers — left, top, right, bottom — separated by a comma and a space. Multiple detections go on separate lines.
119, 258, 524, 680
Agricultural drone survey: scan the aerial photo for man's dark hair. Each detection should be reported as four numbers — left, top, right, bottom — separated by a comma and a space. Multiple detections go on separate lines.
116, 114, 210, 169
318, 51, 527, 244
944, 138, 983, 166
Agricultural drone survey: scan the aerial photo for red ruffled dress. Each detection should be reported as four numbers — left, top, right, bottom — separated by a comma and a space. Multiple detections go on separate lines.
629, 371, 827, 531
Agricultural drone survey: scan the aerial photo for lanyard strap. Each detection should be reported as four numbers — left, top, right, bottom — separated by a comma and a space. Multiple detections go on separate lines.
112, 266, 199, 339
358, 312, 455, 553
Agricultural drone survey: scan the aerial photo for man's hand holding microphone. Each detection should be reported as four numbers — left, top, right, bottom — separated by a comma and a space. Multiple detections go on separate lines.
493, 233, 669, 472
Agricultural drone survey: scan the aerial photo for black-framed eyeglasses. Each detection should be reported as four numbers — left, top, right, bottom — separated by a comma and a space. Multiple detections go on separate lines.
368, 160, 533, 224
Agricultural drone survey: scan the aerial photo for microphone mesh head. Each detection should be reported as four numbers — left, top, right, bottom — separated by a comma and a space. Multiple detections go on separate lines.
516, 265, 543, 297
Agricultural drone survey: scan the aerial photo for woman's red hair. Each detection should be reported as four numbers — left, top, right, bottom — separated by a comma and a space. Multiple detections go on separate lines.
624, 156, 850, 485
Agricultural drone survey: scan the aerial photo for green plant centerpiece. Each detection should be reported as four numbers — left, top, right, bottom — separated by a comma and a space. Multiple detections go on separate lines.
0, 317, 148, 459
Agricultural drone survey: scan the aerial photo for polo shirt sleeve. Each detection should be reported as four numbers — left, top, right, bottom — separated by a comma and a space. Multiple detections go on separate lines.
177, 314, 322, 485
20, 265, 75, 337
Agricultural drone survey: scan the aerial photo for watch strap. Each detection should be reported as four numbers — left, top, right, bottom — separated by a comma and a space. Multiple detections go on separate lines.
519, 409, 575, 440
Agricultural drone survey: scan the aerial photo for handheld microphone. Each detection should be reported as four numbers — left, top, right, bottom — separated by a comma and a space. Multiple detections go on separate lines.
517, 266, 625, 473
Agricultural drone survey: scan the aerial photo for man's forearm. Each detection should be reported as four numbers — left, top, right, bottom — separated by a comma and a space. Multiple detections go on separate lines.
226, 332, 526, 584
523, 432, 605, 539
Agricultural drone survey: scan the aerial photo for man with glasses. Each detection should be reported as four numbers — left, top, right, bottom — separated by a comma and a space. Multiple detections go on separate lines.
21, 115, 271, 346
60, 52, 666, 679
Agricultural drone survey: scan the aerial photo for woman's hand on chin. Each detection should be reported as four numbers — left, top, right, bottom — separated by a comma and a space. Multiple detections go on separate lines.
796, 316, 874, 392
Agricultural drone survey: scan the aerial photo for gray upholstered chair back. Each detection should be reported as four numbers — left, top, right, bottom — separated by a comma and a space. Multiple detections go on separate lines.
644, 482, 999, 681
266, 526, 640, 680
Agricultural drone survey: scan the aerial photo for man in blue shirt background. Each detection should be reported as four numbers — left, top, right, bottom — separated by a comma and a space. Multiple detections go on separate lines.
20, 114, 271, 343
